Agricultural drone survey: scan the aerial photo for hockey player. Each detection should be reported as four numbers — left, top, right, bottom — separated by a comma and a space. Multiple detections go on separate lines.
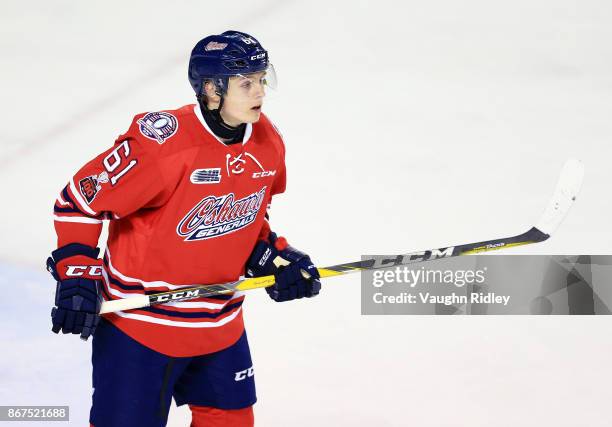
47, 30, 321, 427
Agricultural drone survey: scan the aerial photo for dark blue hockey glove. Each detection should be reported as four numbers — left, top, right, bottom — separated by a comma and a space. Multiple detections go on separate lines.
47, 243, 103, 340
246, 232, 321, 302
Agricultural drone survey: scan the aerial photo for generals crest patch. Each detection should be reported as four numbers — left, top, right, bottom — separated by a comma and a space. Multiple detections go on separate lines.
137, 111, 178, 144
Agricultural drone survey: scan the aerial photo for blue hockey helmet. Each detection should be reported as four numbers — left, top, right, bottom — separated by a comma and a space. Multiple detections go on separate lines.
188, 30, 277, 97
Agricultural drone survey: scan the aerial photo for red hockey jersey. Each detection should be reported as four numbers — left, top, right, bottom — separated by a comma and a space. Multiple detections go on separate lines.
53, 104, 286, 356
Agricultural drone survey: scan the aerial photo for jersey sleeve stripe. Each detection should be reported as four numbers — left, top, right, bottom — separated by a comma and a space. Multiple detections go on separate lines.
54, 204, 93, 215
102, 269, 237, 309
104, 264, 236, 302
61, 186, 78, 207
129, 303, 243, 324
105, 249, 222, 291
101, 261, 242, 311
165, 293, 243, 307
112, 306, 243, 328
68, 178, 98, 216
138, 300, 243, 319
56, 193, 70, 206
53, 186, 92, 216
102, 277, 239, 312
53, 215, 104, 224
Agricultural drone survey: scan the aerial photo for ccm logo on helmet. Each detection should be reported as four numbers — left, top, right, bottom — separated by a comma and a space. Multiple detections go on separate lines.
250, 53, 266, 60
65, 266, 103, 277
252, 170, 276, 179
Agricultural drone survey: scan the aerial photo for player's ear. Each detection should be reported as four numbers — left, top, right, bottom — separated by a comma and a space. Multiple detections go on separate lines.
203, 81, 220, 100
202, 81, 221, 109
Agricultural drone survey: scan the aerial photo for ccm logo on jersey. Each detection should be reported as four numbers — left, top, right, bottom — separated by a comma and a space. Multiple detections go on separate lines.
65, 265, 103, 277
234, 366, 254, 381
252, 170, 276, 179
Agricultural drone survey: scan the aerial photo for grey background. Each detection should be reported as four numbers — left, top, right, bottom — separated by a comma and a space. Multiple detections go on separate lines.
1, 1, 612, 426
0, 406, 69, 422
362, 255, 612, 314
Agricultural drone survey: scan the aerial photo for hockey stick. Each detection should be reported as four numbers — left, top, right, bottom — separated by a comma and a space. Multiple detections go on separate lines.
99, 158, 584, 314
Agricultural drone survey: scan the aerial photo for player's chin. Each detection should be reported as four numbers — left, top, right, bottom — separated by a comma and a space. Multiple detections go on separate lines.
244, 108, 262, 123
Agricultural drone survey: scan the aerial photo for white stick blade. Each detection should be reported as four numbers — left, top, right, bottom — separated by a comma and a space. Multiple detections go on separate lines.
535, 158, 584, 236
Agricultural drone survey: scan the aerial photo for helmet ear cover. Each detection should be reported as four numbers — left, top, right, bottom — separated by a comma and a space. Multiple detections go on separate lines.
198, 77, 229, 111
200, 77, 226, 96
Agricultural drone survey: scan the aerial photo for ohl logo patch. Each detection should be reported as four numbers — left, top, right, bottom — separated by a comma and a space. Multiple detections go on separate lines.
177, 187, 267, 241
190, 168, 222, 184
137, 111, 178, 144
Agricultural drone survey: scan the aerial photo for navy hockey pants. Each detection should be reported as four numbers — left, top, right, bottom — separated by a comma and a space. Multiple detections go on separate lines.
89, 318, 256, 427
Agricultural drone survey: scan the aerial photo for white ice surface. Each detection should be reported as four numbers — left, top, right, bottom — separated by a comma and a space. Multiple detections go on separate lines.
1, 0, 612, 426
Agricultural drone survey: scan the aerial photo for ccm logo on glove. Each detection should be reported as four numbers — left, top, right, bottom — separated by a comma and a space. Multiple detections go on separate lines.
47, 243, 104, 340
246, 232, 321, 302
258, 248, 272, 267
65, 265, 103, 277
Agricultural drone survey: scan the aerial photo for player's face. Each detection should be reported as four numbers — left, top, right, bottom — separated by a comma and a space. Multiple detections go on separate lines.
220, 71, 267, 126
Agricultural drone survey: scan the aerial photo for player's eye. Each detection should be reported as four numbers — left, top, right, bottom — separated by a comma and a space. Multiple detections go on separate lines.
241, 80, 252, 89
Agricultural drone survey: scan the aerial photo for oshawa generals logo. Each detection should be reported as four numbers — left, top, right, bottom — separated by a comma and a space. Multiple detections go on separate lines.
177, 187, 266, 241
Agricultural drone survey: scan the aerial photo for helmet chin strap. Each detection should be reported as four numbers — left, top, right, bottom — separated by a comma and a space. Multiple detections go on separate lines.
198, 93, 246, 145
216, 95, 232, 128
